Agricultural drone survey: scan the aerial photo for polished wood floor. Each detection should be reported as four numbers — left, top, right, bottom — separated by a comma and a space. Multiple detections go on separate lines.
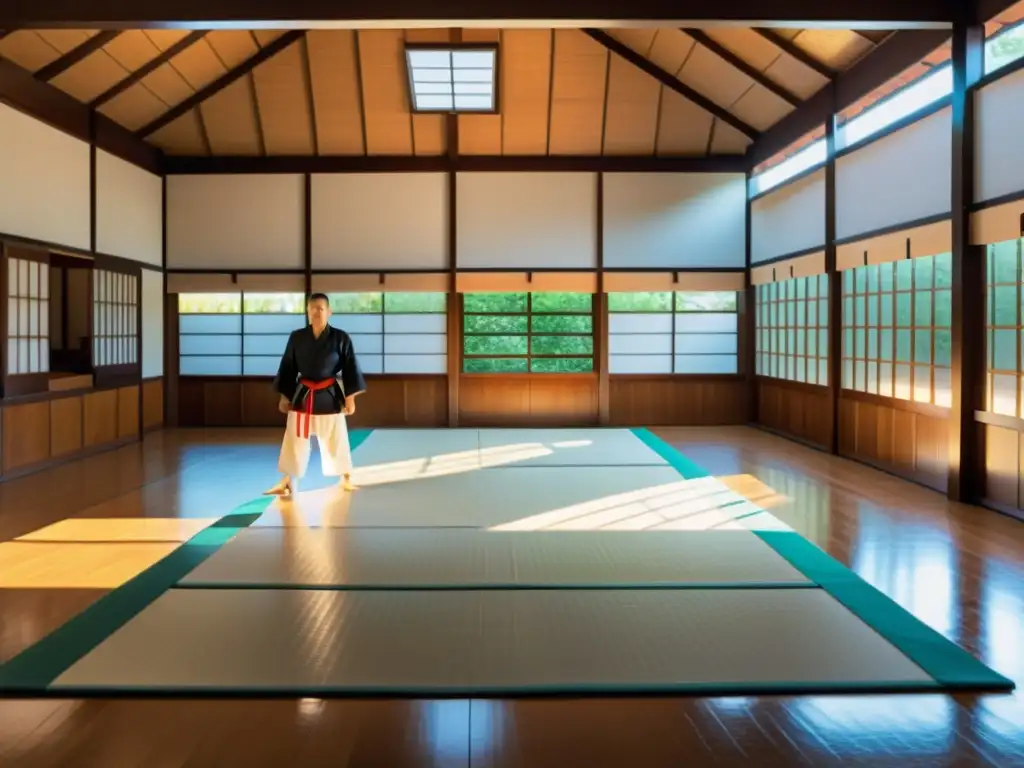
0, 426, 1022, 767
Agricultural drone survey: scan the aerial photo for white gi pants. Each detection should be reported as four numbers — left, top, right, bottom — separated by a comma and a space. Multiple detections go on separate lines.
278, 411, 353, 479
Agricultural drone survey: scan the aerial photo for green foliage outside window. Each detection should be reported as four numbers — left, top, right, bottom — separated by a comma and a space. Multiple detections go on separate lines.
463, 292, 594, 373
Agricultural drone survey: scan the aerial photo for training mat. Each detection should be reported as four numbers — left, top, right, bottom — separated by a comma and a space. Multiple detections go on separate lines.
51, 587, 937, 694
475, 428, 668, 467
251, 465, 698, 528
178, 529, 813, 588
350, 429, 481, 468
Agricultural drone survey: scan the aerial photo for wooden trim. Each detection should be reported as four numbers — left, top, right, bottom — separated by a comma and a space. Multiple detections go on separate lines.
824, 98, 840, 454
948, 22, 984, 503
138, 31, 305, 137
162, 154, 750, 174
582, 29, 758, 140
751, 245, 829, 270
975, 409, 1024, 431
302, 173, 312, 296
755, 375, 828, 396
752, 29, 836, 79
36, 31, 121, 81
979, 497, 1024, 523
596, 173, 609, 424
971, 188, 1024, 213
744, 175, 757, 421
840, 389, 950, 419
684, 28, 801, 107
0, 232, 92, 260
446, 117, 459, 427
833, 212, 953, 249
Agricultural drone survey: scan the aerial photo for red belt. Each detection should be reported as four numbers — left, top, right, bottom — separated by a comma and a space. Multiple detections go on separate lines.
294, 378, 336, 438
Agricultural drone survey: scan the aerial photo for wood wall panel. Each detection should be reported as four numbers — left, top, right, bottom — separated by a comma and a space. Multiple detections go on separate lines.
609, 376, 748, 426
838, 393, 949, 492
177, 376, 448, 428
83, 389, 119, 448
117, 386, 140, 438
756, 378, 830, 447
142, 378, 164, 430
49, 396, 83, 457
2, 401, 50, 472
981, 422, 1019, 510
459, 375, 599, 426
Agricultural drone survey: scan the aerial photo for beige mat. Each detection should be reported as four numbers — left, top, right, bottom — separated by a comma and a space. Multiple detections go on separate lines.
351, 429, 481, 469
52, 588, 932, 693
179, 529, 812, 588
251, 466, 709, 529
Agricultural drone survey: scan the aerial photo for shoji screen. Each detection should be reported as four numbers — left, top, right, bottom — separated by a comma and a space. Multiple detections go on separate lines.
751, 169, 826, 264
976, 66, 1024, 204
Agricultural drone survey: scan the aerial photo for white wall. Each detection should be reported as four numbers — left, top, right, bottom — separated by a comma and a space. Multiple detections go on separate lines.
0, 102, 90, 251
751, 169, 825, 263
976, 67, 1024, 204
141, 269, 164, 378
836, 106, 951, 240
456, 172, 598, 269
312, 173, 447, 270
96, 150, 163, 267
603, 173, 747, 269
166, 174, 304, 269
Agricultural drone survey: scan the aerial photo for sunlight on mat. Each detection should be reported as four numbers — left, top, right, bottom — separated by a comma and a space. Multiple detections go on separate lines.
51, 588, 934, 694
179, 529, 813, 588
476, 428, 668, 467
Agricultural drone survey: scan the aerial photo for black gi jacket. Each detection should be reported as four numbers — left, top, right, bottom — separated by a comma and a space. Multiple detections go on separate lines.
273, 325, 366, 415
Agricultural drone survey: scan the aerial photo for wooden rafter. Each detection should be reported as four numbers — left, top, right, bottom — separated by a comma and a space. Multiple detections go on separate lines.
136, 29, 304, 138
90, 31, 207, 107
36, 31, 121, 81
683, 28, 802, 107
582, 28, 759, 141
752, 29, 836, 79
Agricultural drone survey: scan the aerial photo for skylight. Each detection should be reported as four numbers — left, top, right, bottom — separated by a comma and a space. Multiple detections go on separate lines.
405, 45, 498, 113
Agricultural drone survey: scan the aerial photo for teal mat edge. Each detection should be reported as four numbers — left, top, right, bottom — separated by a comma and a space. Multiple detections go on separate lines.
172, 581, 819, 592
0, 428, 374, 692
630, 427, 1015, 693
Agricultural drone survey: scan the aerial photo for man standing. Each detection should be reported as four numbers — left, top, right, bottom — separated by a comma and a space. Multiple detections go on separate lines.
265, 293, 366, 497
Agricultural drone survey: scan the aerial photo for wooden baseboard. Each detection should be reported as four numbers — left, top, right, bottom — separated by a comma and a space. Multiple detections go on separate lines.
979, 497, 1024, 523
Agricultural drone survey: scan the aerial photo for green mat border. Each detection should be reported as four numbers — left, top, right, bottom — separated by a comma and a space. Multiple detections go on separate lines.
629, 427, 1015, 692
0, 428, 373, 693
172, 580, 819, 592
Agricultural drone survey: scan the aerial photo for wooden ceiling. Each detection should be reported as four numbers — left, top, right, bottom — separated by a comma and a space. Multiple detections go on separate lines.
0, 26, 899, 158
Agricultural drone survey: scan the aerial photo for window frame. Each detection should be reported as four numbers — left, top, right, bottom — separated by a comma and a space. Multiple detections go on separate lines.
755, 275, 829, 386
984, 237, 1023, 418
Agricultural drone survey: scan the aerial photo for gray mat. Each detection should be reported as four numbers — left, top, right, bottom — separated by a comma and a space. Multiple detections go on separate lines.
52, 588, 934, 694
179, 529, 813, 589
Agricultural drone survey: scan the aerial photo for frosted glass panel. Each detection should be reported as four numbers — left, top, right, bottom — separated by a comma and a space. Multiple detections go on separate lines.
934, 367, 951, 408
179, 314, 243, 334
609, 314, 673, 334
675, 313, 737, 333
244, 314, 305, 334
992, 373, 1016, 416
29, 261, 38, 294
610, 354, 673, 374
6, 338, 17, 374
675, 354, 737, 374
179, 334, 242, 355
39, 339, 50, 372
895, 364, 912, 400
349, 334, 383, 354
385, 314, 447, 334
359, 353, 384, 374
18, 298, 28, 333
912, 365, 931, 402
243, 334, 291, 355
608, 334, 672, 355
180, 355, 242, 375
336, 314, 383, 334
18, 338, 29, 371
40, 265, 48, 298
385, 333, 447, 355
675, 333, 738, 355
243, 356, 281, 376
384, 354, 447, 374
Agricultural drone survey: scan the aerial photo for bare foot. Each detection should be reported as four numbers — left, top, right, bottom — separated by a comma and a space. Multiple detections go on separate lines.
340, 476, 357, 492
263, 479, 291, 496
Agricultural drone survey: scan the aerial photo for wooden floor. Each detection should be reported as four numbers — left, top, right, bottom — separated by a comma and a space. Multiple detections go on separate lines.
0, 426, 1022, 767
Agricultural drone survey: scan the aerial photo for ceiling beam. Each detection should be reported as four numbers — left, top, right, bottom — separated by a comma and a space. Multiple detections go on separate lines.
0, 0, 959, 28
137, 30, 304, 138
582, 28, 759, 140
976, 0, 1021, 24
163, 154, 750, 175
35, 31, 121, 81
0, 55, 162, 174
683, 28, 802, 107
748, 29, 952, 168
752, 29, 836, 79
91, 30, 206, 107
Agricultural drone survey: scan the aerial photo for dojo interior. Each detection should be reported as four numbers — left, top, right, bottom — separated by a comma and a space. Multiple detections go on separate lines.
1, 5, 1024, 766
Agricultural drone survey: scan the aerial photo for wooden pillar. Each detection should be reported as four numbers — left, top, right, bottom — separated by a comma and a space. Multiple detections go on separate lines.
446, 112, 460, 427
744, 175, 757, 423
948, 21, 985, 501
824, 85, 841, 455
596, 172, 610, 425
303, 172, 312, 297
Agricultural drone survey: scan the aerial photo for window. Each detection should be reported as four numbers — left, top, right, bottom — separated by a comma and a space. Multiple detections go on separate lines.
463, 292, 593, 373
327, 292, 447, 374
6, 256, 49, 375
835, 65, 951, 151
748, 138, 828, 197
841, 254, 952, 406
178, 291, 448, 376
985, 238, 1023, 416
405, 45, 498, 112
985, 20, 1024, 76
608, 291, 739, 374
92, 269, 139, 367
755, 276, 829, 384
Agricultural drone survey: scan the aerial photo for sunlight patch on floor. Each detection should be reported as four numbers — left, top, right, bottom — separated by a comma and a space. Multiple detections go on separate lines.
0, 541, 180, 589
16, 517, 217, 543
